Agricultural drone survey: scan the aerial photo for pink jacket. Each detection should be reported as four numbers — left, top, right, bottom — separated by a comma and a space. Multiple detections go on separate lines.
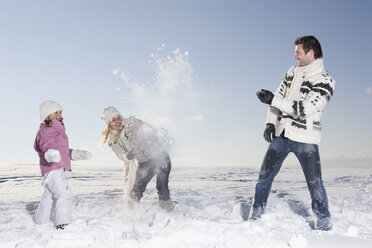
34, 119, 72, 176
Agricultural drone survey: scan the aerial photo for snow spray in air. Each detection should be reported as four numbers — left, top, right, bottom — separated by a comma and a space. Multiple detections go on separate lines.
112, 44, 203, 129
112, 45, 204, 165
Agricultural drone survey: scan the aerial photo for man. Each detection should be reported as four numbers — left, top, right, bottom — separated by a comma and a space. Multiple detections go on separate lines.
249, 36, 335, 231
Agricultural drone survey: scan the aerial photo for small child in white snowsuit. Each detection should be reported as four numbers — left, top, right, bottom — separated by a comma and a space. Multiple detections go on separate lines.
34, 100, 92, 229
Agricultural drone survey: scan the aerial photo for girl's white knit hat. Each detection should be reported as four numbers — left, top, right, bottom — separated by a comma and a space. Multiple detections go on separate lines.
39, 100, 62, 122
102, 106, 121, 124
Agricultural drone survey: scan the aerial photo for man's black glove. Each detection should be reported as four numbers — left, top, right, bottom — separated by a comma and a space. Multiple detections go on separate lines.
126, 149, 136, 160
256, 89, 274, 105
263, 123, 276, 143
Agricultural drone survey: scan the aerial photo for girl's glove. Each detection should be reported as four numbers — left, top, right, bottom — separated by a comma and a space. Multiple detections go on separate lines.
44, 149, 61, 163
71, 149, 92, 161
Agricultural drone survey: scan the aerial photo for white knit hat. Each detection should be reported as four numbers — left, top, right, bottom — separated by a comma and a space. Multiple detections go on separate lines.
39, 100, 62, 122
102, 106, 121, 124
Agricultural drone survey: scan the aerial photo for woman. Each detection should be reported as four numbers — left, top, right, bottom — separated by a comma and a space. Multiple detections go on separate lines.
101, 106, 174, 211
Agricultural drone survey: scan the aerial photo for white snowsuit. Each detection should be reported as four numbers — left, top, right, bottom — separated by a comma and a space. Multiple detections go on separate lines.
35, 168, 73, 226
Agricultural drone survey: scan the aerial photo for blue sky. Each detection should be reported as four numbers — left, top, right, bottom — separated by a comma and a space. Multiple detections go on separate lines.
0, 0, 371, 168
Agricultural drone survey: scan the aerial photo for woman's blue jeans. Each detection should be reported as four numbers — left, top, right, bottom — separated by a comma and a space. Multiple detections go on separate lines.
130, 152, 171, 201
252, 133, 330, 219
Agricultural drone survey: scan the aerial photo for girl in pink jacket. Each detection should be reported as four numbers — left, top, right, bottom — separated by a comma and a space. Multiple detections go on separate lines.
34, 100, 91, 230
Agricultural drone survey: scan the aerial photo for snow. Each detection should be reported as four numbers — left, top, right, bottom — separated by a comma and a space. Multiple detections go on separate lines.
1, 164, 372, 248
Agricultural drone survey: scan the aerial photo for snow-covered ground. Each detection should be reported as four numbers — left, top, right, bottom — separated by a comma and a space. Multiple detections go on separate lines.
1, 163, 372, 248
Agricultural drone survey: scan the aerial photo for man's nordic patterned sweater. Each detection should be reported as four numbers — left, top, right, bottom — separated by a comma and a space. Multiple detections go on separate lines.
266, 58, 335, 144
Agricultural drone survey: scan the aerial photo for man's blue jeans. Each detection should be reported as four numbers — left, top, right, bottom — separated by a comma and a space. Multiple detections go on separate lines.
252, 133, 330, 219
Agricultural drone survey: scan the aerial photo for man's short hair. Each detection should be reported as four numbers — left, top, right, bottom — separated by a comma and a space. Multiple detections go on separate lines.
295, 35, 323, 59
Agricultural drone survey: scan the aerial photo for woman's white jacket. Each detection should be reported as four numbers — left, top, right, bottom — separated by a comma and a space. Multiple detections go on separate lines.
108, 116, 173, 163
